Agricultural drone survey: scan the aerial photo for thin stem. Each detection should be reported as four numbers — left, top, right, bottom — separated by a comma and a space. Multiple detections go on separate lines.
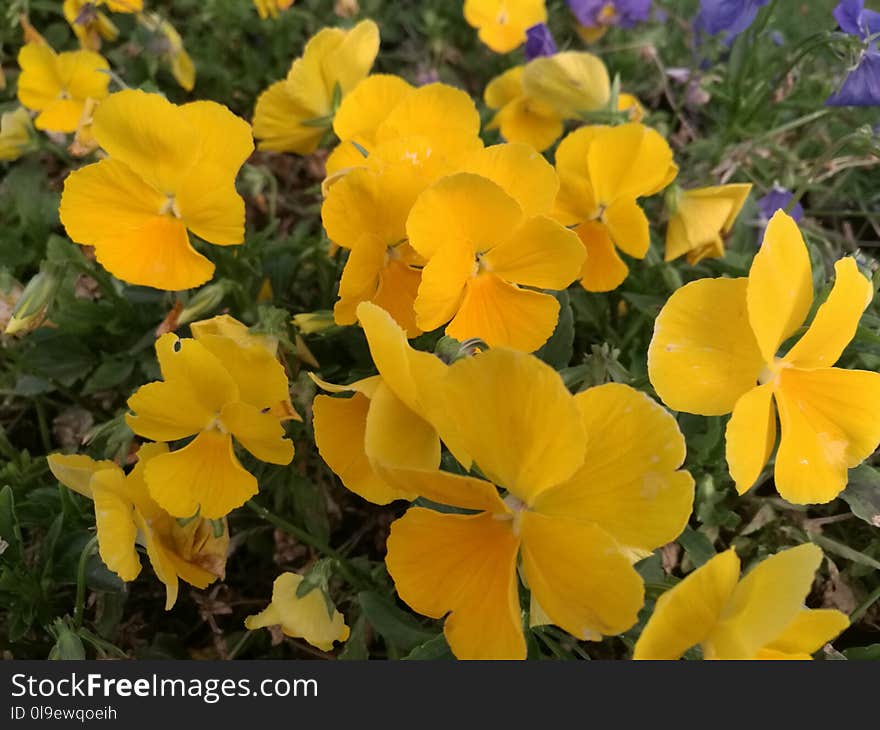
850, 584, 880, 624
227, 631, 253, 660
73, 535, 99, 630
245, 500, 373, 590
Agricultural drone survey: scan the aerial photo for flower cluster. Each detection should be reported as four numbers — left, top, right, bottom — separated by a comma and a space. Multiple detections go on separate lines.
16, 0, 878, 660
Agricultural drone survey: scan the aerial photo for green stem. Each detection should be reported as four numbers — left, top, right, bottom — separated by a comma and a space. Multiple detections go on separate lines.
73, 535, 99, 630
850, 584, 880, 624
245, 500, 373, 590
227, 631, 253, 660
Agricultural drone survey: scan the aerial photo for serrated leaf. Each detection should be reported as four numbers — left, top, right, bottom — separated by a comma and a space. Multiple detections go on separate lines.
677, 526, 715, 568
841, 465, 880, 527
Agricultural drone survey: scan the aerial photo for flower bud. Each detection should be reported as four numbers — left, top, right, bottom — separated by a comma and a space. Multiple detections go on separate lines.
5, 265, 62, 336
177, 281, 233, 326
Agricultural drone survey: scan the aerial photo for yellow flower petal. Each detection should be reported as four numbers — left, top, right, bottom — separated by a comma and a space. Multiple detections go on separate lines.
375, 83, 482, 165
176, 170, 245, 246
488, 96, 564, 152
363, 381, 440, 472
313, 392, 412, 504
446, 274, 561, 352
193, 331, 293, 416
91, 469, 141, 582
378, 467, 509, 513
481, 216, 584, 289
333, 73, 412, 144
746, 210, 814, 363
602, 197, 650, 259
245, 573, 350, 651
220, 401, 294, 465
252, 80, 325, 154
47, 453, 117, 499
634, 549, 741, 660
774, 366, 880, 504
485, 66, 525, 109
707, 544, 821, 659
386, 508, 524, 660
552, 126, 605, 225
588, 123, 674, 205
321, 19, 380, 96
533, 383, 693, 553
783, 257, 872, 369
520, 512, 643, 639
414, 243, 474, 332
133, 511, 180, 610
35, 99, 86, 133
665, 184, 752, 263
648, 277, 765, 415
438, 348, 585, 503
725, 383, 777, 495
761, 609, 849, 657
144, 430, 257, 519
370, 258, 423, 338
521, 51, 610, 118
575, 220, 628, 292
460, 143, 559, 217
58, 49, 111, 103
126, 334, 238, 441
17, 44, 63, 111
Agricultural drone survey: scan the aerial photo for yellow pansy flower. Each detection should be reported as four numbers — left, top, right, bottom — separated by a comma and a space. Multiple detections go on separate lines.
253, 0, 295, 20
59, 89, 253, 291
152, 16, 196, 92
383, 348, 694, 659
553, 123, 677, 292
406, 145, 584, 352
245, 573, 350, 651
252, 19, 379, 154
312, 302, 453, 505
635, 544, 849, 660
64, 0, 115, 52
125, 325, 295, 519
325, 79, 483, 178
0, 107, 36, 161
617, 91, 645, 121
484, 66, 564, 152
47, 444, 229, 610
665, 183, 752, 264
463, 0, 547, 53
649, 210, 880, 504
16, 44, 110, 133
520, 51, 610, 119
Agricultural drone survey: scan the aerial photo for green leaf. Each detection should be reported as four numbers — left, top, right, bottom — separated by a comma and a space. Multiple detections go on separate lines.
0, 485, 23, 563
403, 633, 455, 660
841, 465, 880, 527
83, 358, 135, 394
338, 615, 370, 660
358, 591, 438, 651
536, 290, 574, 368
844, 644, 880, 660
677, 526, 715, 568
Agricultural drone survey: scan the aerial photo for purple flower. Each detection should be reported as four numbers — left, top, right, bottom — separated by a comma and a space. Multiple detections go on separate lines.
757, 186, 804, 223
695, 0, 769, 38
827, 50, 880, 105
833, 0, 880, 40
524, 23, 557, 60
567, 0, 652, 30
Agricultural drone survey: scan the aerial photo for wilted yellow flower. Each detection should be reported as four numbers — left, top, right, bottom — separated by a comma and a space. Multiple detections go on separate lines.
253, 0, 295, 19
16, 44, 110, 133
463, 0, 547, 53
292, 311, 335, 334
384, 348, 694, 659
0, 107, 36, 161
253, 19, 379, 154
48, 444, 228, 610
312, 302, 452, 505
407, 145, 584, 351
664, 183, 751, 264
67, 96, 100, 157
139, 14, 196, 91
326, 79, 483, 177
59, 90, 253, 290
484, 66, 564, 152
617, 91, 645, 121
245, 573, 349, 650
635, 544, 848, 660
126, 321, 295, 519
649, 210, 880, 504
63, 0, 142, 51
554, 123, 677, 291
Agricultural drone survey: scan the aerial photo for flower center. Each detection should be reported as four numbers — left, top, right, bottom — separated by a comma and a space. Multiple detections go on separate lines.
757, 358, 787, 385
159, 195, 181, 218
496, 493, 527, 536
